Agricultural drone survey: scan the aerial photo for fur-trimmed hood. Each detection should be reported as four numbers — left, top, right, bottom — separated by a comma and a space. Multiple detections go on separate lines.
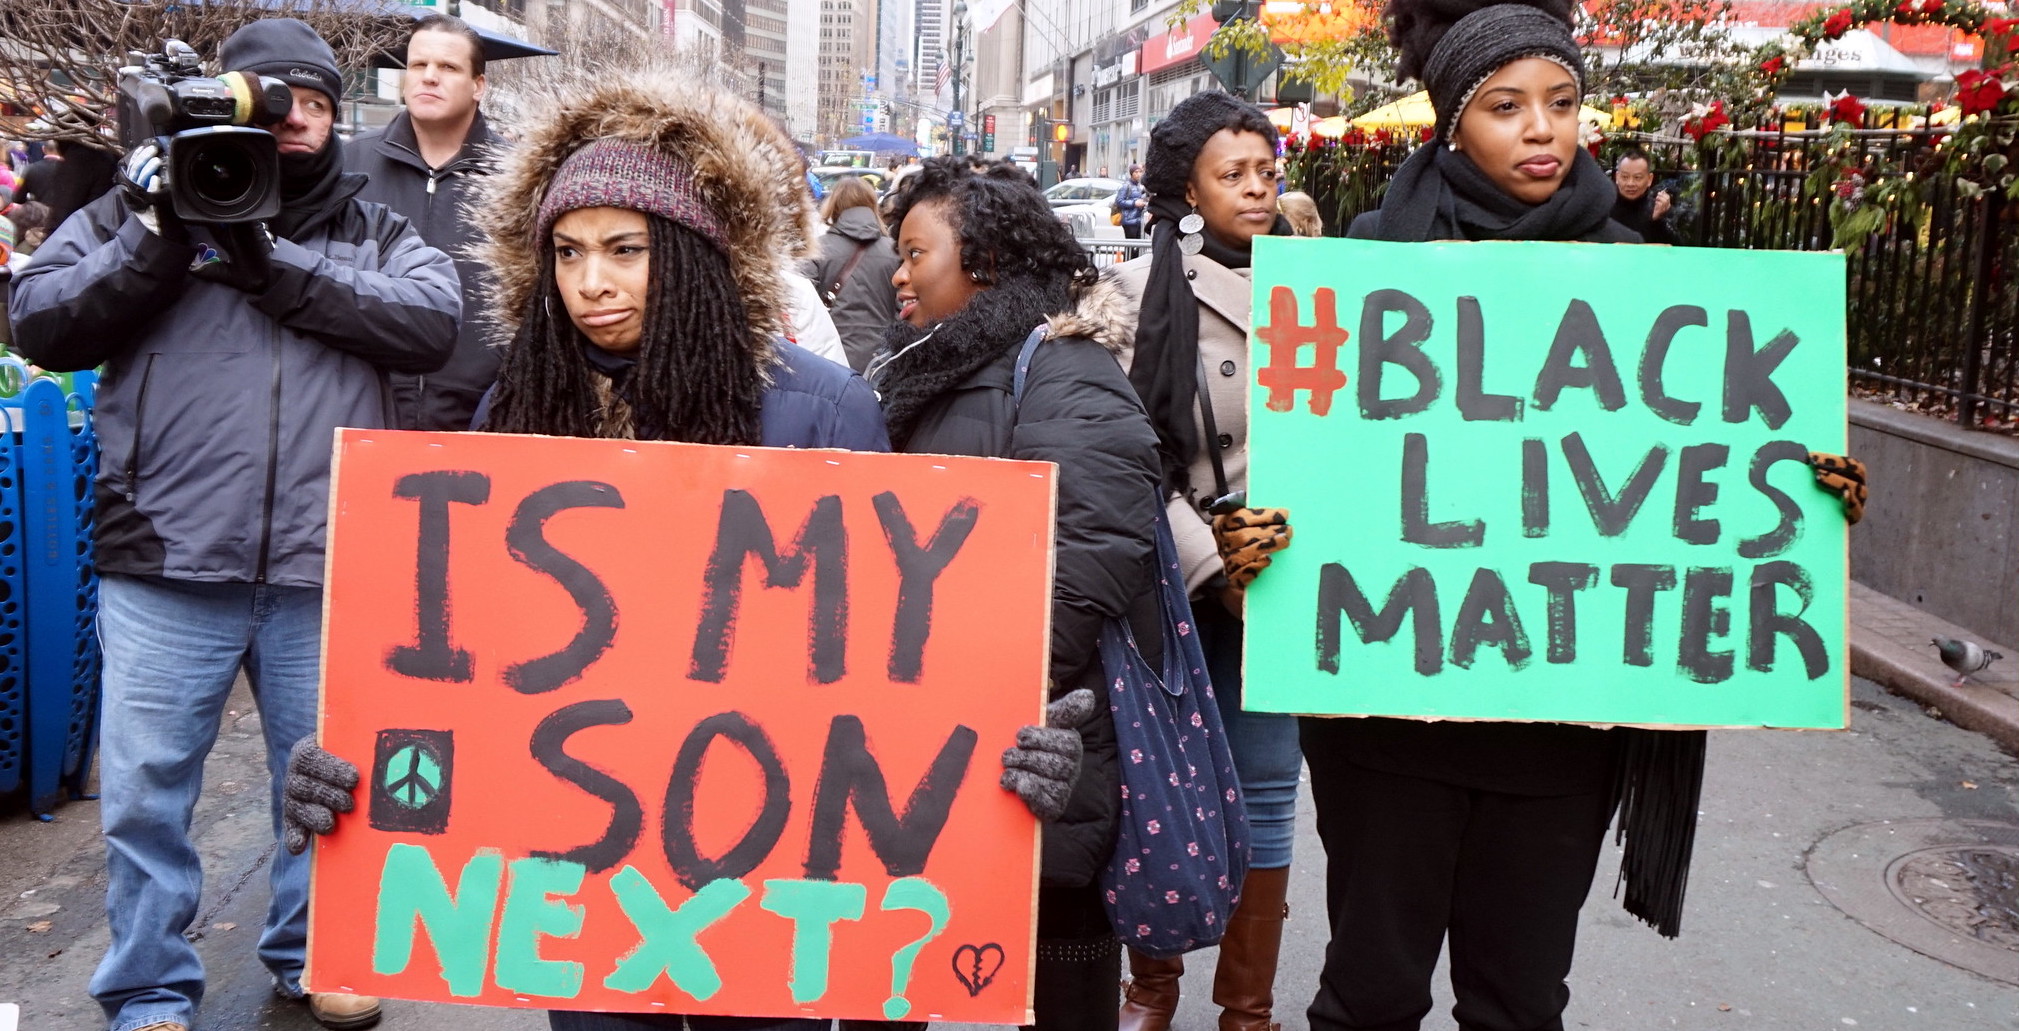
1045, 274, 1136, 354
471, 67, 817, 360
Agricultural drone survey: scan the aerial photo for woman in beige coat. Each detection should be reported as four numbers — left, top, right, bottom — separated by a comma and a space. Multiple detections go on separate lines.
1104, 90, 1300, 1031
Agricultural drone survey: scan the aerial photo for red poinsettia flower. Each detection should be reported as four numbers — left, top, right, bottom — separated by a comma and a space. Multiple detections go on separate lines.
1894, 0, 1941, 20
1682, 100, 1730, 141
1822, 8, 1855, 37
1956, 68, 2009, 116
1760, 55, 1787, 75
1828, 91, 1867, 124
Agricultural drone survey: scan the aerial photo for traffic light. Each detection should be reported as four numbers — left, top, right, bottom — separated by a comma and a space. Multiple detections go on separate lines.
1029, 113, 1046, 146
1052, 121, 1070, 144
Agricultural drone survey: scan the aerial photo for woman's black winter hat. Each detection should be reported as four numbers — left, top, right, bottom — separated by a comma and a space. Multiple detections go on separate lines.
1143, 91, 1279, 200
1391, 0, 1585, 144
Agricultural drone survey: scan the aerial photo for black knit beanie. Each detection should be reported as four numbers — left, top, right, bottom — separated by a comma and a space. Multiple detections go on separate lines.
1421, 5, 1584, 144
1143, 91, 1279, 201
219, 17, 342, 108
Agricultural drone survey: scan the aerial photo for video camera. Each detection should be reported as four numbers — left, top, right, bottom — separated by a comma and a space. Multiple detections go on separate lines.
116, 39, 294, 224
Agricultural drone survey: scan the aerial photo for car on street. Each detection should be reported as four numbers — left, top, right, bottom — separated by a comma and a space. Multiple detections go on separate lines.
810, 165, 892, 198
1046, 176, 1127, 240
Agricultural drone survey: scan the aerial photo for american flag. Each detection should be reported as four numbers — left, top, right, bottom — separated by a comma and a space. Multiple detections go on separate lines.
933, 58, 950, 94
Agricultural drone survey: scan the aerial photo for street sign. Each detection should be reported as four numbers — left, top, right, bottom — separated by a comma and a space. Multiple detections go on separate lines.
982, 113, 996, 153
1203, 26, 1283, 100
948, 110, 964, 126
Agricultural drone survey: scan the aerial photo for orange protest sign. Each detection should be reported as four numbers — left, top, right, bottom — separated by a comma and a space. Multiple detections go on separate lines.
305, 429, 1054, 1024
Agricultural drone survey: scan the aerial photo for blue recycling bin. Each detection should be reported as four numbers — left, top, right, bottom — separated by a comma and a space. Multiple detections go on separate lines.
0, 360, 101, 818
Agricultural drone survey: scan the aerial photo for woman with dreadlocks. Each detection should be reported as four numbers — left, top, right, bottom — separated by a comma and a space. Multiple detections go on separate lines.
873, 157, 1162, 1031
1101, 90, 1301, 1031
277, 70, 886, 1031
470, 77, 884, 449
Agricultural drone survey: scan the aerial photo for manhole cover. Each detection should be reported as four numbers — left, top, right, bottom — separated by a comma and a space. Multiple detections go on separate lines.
1807, 819, 2019, 984
1891, 846, 2019, 950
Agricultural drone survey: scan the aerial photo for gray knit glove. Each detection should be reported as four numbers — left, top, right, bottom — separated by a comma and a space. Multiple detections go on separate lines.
283, 737, 359, 855
1000, 688, 1098, 822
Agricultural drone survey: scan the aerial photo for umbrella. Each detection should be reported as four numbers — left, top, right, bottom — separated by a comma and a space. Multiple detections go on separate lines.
835, 131, 920, 156
1351, 90, 1609, 130
179, 0, 556, 65
369, 13, 556, 68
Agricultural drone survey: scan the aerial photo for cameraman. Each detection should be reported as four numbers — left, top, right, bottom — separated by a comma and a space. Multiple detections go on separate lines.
7, 18, 456, 1031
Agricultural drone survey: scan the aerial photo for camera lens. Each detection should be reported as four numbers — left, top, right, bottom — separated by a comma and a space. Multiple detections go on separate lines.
168, 129, 279, 223
187, 138, 256, 207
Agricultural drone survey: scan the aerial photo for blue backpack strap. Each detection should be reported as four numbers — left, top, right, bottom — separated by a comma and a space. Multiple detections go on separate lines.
1011, 325, 1050, 408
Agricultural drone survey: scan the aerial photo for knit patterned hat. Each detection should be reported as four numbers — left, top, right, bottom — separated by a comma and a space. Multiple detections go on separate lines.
536, 139, 729, 250
1422, 4, 1585, 145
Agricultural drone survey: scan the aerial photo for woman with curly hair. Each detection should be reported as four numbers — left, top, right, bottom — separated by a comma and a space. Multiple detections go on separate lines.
873, 156, 1163, 1031
1102, 90, 1300, 1031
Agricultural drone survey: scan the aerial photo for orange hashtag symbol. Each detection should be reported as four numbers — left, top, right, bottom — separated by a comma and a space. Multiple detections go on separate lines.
1256, 285, 1350, 416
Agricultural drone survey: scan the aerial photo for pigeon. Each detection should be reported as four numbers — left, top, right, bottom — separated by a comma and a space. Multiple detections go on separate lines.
1933, 637, 2003, 687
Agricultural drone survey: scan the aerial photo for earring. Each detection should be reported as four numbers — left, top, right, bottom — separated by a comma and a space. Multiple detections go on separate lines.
1178, 206, 1204, 256
969, 269, 987, 283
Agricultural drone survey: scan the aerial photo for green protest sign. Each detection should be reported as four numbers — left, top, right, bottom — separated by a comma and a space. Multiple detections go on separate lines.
1244, 238, 1848, 729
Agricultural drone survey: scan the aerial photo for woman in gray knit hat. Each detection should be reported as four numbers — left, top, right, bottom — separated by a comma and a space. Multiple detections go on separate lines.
1310, 3, 1635, 1031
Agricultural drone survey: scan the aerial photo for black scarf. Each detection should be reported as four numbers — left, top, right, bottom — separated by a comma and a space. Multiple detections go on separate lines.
275, 134, 346, 239
871, 277, 1066, 449
1378, 136, 1702, 940
1128, 195, 1293, 495
1374, 144, 1616, 244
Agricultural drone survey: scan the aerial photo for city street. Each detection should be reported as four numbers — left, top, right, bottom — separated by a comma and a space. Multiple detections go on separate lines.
3, 674, 2016, 1030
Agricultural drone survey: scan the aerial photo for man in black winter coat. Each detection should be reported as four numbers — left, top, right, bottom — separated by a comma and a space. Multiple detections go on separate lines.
347, 14, 506, 430
10, 19, 457, 1031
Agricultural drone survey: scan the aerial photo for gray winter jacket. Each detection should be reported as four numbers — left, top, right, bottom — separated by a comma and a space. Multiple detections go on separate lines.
8, 180, 460, 587
800, 206, 900, 372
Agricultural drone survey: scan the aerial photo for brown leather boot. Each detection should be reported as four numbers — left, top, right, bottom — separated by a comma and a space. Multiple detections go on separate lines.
1212, 866, 1290, 1031
1118, 946, 1184, 1031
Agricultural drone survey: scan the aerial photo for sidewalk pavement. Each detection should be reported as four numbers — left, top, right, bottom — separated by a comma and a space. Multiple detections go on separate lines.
1851, 580, 2019, 753
3, 584, 2016, 1029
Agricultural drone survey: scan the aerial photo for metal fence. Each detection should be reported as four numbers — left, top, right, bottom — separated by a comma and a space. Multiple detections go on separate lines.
1079, 237, 1153, 269
1287, 116, 2019, 431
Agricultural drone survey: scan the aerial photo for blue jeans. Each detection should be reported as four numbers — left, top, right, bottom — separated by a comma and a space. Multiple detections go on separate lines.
1199, 603, 1301, 870
90, 574, 324, 1031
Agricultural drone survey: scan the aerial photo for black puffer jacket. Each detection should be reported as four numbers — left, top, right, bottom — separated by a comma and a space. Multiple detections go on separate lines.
347, 110, 504, 430
800, 206, 901, 372
897, 287, 1162, 887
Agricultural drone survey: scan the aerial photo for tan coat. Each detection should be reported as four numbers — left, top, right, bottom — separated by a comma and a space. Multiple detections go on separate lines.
1105, 250, 1254, 593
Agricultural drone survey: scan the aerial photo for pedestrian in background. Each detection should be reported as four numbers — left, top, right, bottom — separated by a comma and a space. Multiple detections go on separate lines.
1112, 164, 1149, 240
874, 156, 1163, 1031
283, 67, 888, 1031
1610, 148, 1678, 245
10, 18, 458, 1031
15, 137, 117, 235
1279, 190, 1323, 237
802, 175, 899, 371
347, 14, 506, 431
1103, 90, 1300, 1031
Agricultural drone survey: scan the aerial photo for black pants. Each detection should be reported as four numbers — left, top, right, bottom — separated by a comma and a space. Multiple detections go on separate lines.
1029, 883, 1119, 1031
1122, 222, 1143, 239
1301, 721, 1613, 1031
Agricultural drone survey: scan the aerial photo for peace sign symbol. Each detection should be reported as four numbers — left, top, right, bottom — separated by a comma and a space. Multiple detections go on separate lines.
382, 743, 442, 809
